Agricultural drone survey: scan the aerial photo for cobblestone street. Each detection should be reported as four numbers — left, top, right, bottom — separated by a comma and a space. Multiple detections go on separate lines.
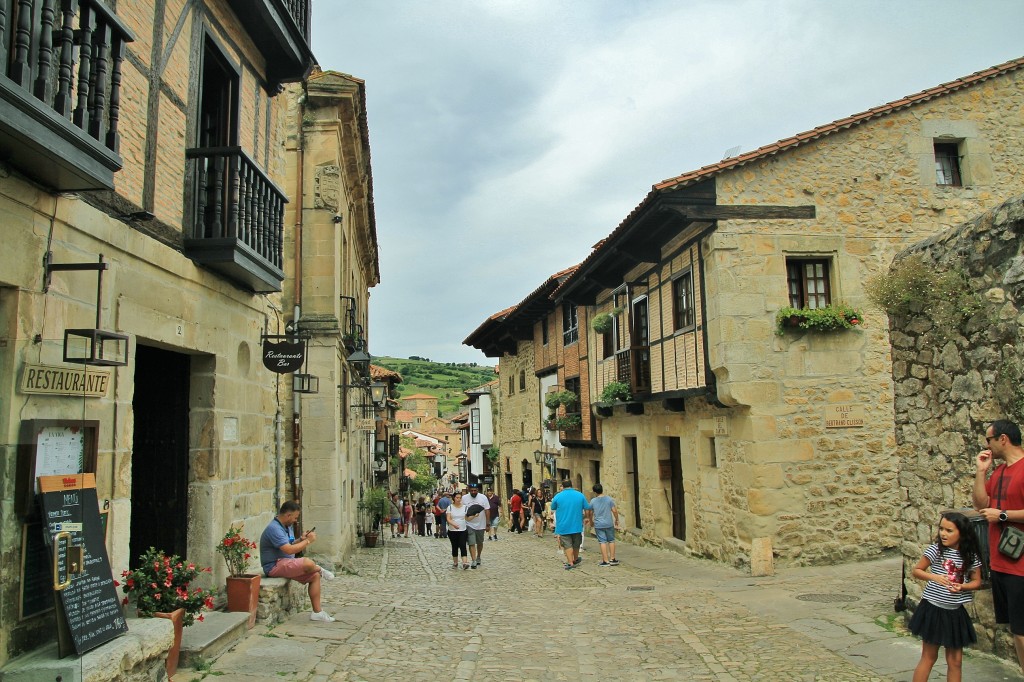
179, 531, 1021, 682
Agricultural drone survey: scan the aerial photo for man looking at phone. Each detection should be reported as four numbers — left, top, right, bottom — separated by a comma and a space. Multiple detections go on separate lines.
973, 419, 1024, 673
260, 500, 336, 622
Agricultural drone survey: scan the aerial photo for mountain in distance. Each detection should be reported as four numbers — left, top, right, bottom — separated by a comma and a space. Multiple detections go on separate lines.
373, 356, 497, 416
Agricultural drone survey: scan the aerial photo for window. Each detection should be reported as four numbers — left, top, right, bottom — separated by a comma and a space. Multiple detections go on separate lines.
508, 376, 514, 395
673, 270, 695, 331
786, 259, 830, 309
198, 37, 239, 149
564, 377, 581, 405
934, 142, 962, 186
562, 303, 578, 346
519, 370, 526, 391
601, 312, 621, 360
541, 316, 549, 345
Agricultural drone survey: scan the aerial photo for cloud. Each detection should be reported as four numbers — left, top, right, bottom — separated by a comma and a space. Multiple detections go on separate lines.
312, 1, 1024, 363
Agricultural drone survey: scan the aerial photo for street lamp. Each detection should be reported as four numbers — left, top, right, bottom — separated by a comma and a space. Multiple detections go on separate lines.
369, 381, 388, 406
347, 347, 370, 376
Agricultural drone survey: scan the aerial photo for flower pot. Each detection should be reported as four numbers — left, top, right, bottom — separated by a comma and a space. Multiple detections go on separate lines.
226, 574, 261, 629
364, 531, 379, 548
154, 607, 185, 678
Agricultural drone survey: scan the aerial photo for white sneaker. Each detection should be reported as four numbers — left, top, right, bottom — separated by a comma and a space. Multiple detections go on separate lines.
319, 566, 335, 581
310, 610, 335, 622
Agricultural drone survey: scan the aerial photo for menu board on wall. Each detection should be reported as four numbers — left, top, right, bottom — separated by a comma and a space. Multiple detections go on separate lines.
38, 474, 127, 657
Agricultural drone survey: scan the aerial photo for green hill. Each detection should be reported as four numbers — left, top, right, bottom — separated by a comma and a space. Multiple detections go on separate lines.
373, 357, 496, 416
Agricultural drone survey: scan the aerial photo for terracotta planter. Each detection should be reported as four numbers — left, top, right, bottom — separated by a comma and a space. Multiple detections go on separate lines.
226, 574, 261, 628
364, 531, 379, 548
154, 607, 185, 678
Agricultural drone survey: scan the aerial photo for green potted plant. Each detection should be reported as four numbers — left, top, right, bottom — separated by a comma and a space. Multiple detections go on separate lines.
774, 303, 864, 335
599, 381, 631, 403
591, 307, 623, 334
544, 390, 579, 410
554, 413, 583, 431
119, 548, 214, 676
215, 524, 260, 628
358, 486, 391, 547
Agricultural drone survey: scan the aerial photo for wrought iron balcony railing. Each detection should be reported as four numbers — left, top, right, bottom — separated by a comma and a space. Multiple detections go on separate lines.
184, 146, 286, 293
0, 0, 134, 190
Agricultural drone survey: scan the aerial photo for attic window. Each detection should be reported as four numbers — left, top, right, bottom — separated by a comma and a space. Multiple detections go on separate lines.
934, 142, 962, 186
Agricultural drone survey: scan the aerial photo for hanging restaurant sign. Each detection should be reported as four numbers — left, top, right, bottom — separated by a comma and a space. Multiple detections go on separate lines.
261, 335, 306, 373
20, 364, 111, 397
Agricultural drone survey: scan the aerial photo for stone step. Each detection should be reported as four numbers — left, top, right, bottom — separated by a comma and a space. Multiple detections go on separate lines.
179, 611, 249, 669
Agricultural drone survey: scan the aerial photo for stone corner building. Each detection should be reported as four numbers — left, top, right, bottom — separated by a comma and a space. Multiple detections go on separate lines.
0, 0, 376, 671
469, 56, 1024, 569
891, 193, 1024, 662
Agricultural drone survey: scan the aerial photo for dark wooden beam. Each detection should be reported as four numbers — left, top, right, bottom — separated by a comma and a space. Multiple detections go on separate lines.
661, 203, 816, 221
613, 243, 662, 263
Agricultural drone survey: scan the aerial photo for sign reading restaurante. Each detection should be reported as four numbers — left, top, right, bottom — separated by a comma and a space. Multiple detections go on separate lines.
20, 364, 111, 398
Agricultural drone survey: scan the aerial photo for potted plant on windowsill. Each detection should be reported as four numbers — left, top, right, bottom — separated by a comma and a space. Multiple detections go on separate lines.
216, 524, 260, 628
774, 304, 864, 336
554, 413, 583, 431
591, 307, 623, 335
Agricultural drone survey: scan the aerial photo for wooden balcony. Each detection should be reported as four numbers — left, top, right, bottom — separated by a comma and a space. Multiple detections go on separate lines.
0, 0, 134, 191
615, 346, 651, 397
226, 0, 314, 91
184, 146, 286, 293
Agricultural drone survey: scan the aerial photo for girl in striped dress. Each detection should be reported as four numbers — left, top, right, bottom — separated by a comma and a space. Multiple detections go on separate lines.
909, 511, 983, 682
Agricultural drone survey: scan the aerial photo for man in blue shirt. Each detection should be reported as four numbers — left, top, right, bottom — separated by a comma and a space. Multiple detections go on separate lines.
259, 501, 336, 622
550, 480, 590, 570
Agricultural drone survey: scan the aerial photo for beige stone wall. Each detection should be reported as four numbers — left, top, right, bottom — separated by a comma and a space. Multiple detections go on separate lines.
497, 341, 543, 493
0, 0, 302, 666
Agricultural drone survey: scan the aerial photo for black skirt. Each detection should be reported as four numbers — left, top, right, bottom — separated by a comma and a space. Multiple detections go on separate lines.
909, 598, 977, 649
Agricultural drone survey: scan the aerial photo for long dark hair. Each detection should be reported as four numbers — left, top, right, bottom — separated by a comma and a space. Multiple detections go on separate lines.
935, 511, 981, 570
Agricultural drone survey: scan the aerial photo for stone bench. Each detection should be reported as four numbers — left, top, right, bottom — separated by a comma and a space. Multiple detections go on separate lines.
257, 577, 306, 625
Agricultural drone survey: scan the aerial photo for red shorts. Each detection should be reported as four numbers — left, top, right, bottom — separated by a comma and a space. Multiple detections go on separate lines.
268, 558, 316, 584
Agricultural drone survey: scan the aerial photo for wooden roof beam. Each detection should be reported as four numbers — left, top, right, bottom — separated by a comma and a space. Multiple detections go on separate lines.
661, 203, 816, 221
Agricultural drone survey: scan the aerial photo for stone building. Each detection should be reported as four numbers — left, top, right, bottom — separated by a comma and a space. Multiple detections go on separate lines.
468, 56, 1024, 568
281, 67, 379, 563
890, 194, 1024, 664
0, 1, 373, 672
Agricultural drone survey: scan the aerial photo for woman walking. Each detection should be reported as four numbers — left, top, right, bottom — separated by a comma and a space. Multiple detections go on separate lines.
403, 498, 413, 537
446, 491, 470, 569
531, 489, 546, 537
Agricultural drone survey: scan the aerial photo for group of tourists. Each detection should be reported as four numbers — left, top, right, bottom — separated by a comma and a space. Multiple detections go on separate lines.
253, 418, 1024, 680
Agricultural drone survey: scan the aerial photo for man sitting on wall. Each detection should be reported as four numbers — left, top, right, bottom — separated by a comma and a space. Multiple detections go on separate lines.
259, 500, 336, 622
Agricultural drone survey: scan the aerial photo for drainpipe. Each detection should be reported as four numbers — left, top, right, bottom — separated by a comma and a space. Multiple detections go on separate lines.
291, 87, 307, 504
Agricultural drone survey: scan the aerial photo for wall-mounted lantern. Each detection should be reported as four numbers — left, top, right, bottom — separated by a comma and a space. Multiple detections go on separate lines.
45, 253, 129, 367
293, 373, 320, 394
369, 382, 388, 406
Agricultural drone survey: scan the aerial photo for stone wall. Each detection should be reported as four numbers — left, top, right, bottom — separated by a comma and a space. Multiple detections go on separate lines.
892, 194, 1024, 662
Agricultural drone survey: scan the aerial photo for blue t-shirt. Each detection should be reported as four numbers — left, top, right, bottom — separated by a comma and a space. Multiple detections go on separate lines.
550, 488, 590, 535
590, 495, 617, 528
260, 518, 295, 575
438, 496, 452, 511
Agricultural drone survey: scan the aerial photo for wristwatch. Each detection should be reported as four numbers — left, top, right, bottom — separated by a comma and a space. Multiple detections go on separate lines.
999, 510, 1009, 522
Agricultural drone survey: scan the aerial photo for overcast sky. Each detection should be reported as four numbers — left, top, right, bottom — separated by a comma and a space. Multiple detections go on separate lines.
310, 1, 1024, 365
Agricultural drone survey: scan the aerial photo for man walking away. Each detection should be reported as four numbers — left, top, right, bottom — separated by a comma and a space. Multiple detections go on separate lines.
550, 480, 590, 570
589, 484, 621, 566
508, 489, 523, 533
973, 419, 1024, 674
463, 482, 490, 568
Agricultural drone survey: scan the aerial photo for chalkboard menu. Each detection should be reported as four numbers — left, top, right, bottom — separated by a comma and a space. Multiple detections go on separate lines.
38, 474, 127, 657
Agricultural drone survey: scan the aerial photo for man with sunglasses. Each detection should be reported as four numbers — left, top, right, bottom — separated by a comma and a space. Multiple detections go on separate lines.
973, 419, 1024, 673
